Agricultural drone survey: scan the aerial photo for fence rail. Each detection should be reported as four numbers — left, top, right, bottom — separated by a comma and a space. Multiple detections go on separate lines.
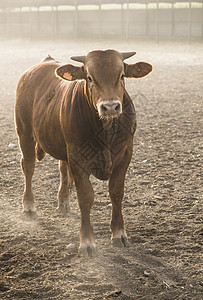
0, 1, 203, 42
0, 0, 203, 8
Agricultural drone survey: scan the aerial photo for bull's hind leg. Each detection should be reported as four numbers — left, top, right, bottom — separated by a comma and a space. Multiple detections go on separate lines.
19, 134, 36, 214
57, 160, 70, 213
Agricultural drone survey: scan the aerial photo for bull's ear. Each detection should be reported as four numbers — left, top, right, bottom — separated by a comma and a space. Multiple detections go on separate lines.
124, 62, 152, 78
56, 64, 85, 81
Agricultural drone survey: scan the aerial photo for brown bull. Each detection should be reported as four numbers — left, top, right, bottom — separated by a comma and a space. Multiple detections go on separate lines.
15, 49, 152, 257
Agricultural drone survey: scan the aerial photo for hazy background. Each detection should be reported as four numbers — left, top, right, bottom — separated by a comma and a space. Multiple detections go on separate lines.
0, 0, 203, 43
0, 1, 203, 300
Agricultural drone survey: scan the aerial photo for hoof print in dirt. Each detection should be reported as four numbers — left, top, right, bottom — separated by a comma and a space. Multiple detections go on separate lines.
0, 283, 10, 292
112, 236, 128, 247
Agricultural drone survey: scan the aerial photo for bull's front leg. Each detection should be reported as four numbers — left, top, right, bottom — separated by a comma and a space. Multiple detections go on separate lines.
109, 178, 127, 247
109, 141, 133, 247
73, 171, 96, 257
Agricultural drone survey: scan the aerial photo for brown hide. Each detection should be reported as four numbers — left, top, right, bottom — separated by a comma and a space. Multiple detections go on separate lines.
16, 62, 68, 161
15, 51, 152, 257
16, 60, 136, 179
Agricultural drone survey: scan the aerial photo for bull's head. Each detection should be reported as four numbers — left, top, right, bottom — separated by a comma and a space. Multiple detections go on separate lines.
56, 50, 152, 119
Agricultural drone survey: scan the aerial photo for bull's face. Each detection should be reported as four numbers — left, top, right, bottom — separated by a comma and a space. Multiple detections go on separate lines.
84, 50, 125, 118
56, 50, 152, 119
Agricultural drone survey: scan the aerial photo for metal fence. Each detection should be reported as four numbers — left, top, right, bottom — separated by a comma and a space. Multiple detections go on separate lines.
0, 0, 203, 42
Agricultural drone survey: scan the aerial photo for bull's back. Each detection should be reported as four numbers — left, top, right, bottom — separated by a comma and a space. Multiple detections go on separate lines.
16, 62, 58, 123
15, 61, 68, 160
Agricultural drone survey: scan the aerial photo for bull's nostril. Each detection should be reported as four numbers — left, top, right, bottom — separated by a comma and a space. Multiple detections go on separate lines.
115, 104, 120, 111
102, 105, 107, 112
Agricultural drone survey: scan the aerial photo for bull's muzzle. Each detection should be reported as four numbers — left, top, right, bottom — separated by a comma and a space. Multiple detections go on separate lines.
98, 100, 122, 118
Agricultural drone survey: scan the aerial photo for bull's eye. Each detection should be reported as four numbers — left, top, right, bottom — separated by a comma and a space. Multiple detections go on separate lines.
87, 75, 92, 82
121, 74, 125, 80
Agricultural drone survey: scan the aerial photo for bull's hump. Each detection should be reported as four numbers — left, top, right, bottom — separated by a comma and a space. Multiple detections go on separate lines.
41, 54, 56, 63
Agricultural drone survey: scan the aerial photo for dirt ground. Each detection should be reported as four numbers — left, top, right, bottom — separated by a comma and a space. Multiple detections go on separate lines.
0, 39, 202, 300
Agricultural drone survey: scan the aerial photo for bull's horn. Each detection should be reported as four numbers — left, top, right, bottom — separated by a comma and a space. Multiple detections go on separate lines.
121, 52, 136, 60
71, 55, 86, 63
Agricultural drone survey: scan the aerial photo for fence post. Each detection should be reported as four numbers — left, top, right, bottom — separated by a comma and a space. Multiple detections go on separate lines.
74, 0, 78, 40
171, 0, 174, 37
98, 0, 102, 40
51, 0, 54, 39
146, 2, 149, 36
29, 0, 32, 40
6, 0, 11, 39
56, 5, 59, 38
156, 0, 159, 43
37, 5, 40, 38
188, 0, 192, 44
202, 0, 203, 37
121, 0, 125, 38
126, 0, 129, 41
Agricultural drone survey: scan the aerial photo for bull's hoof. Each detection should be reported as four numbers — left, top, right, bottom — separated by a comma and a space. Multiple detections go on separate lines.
56, 203, 70, 214
112, 235, 128, 247
22, 208, 37, 219
78, 244, 97, 258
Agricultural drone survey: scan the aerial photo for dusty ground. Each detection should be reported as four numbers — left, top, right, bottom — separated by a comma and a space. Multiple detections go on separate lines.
0, 39, 202, 299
